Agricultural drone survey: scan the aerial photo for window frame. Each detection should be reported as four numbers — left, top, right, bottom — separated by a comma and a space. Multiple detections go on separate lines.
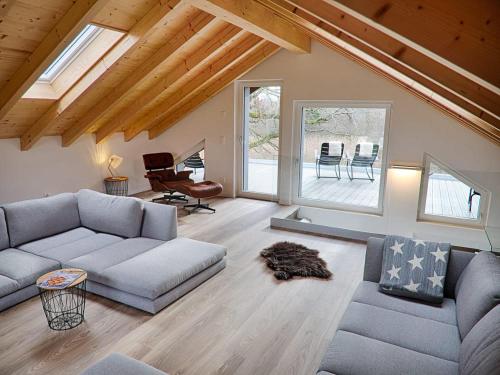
38, 24, 103, 83
417, 154, 490, 228
291, 100, 392, 215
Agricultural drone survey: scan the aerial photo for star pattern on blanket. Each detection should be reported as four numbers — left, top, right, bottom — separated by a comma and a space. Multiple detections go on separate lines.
387, 265, 401, 280
390, 240, 404, 255
407, 254, 424, 270
430, 247, 448, 263
403, 279, 420, 292
413, 239, 426, 247
427, 271, 445, 289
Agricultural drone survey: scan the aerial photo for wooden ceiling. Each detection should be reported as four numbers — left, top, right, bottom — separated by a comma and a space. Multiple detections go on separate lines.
0, 0, 498, 150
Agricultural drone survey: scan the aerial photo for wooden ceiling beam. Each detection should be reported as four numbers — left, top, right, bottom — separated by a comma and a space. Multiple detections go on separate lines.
94, 22, 245, 144
124, 32, 262, 141
333, 0, 500, 87
191, 0, 310, 53
255, 0, 499, 143
20, 0, 187, 150
57, 11, 215, 148
148, 41, 280, 139
283, 0, 500, 120
0, 0, 109, 122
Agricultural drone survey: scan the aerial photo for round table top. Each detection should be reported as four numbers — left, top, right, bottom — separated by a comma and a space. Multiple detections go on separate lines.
36, 268, 87, 290
104, 176, 128, 182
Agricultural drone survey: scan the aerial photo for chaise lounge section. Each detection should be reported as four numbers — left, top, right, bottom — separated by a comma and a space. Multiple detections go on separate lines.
0, 189, 227, 313
317, 237, 500, 375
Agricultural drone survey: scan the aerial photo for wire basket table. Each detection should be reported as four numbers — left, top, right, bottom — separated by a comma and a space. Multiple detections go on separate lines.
104, 176, 128, 196
36, 268, 87, 331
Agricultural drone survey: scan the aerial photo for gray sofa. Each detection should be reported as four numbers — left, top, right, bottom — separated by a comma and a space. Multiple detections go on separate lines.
317, 237, 500, 375
81, 353, 167, 375
0, 189, 226, 314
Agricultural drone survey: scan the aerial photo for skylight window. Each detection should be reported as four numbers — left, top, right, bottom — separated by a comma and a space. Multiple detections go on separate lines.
38, 24, 103, 83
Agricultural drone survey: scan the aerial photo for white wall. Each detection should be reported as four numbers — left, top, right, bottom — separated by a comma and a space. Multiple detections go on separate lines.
0, 41, 499, 248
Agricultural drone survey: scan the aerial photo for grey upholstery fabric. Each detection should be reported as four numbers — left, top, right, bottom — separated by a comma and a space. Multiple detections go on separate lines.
3, 193, 80, 247
0, 274, 19, 297
86, 259, 226, 314
379, 235, 450, 303
141, 202, 177, 241
19, 227, 95, 255
352, 281, 457, 325
459, 306, 500, 375
0, 208, 9, 250
318, 330, 458, 375
32, 233, 122, 262
0, 249, 59, 288
363, 237, 385, 283
444, 249, 474, 299
0, 284, 38, 312
77, 189, 143, 238
338, 301, 460, 361
455, 251, 500, 339
80, 353, 167, 375
101, 238, 227, 299
65, 237, 164, 279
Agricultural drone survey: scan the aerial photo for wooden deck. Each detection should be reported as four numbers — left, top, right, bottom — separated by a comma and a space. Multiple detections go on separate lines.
245, 160, 477, 217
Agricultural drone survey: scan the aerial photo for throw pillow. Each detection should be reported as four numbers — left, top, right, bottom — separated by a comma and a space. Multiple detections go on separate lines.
379, 235, 450, 303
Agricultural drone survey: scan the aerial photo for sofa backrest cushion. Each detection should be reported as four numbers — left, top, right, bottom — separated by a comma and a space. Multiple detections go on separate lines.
0, 209, 9, 250
459, 306, 500, 375
455, 251, 500, 339
77, 189, 143, 238
3, 193, 80, 247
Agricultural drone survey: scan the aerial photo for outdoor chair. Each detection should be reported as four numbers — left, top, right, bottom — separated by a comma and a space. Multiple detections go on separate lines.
183, 152, 204, 175
346, 143, 379, 182
468, 188, 480, 212
316, 142, 344, 179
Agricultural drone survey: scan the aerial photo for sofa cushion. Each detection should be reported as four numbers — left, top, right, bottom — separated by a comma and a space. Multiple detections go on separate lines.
0, 249, 60, 288
3, 193, 80, 247
0, 209, 9, 250
100, 238, 227, 299
455, 251, 500, 339
459, 306, 500, 375
318, 330, 458, 375
19, 227, 96, 255
77, 189, 143, 238
33, 233, 123, 263
338, 301, 461, 362
65, 238, 164, 280
379, 235, 450, 303
81, 353, 167, 375
0, 275, 19, 297
353, 281, 457, 325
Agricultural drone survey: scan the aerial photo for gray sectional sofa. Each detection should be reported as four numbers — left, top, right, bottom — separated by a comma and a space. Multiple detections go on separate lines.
0, 189, 227, 313
317, 237, 500, 375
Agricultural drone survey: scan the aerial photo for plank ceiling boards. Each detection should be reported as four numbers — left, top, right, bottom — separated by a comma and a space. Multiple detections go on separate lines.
0, 0, 498, 149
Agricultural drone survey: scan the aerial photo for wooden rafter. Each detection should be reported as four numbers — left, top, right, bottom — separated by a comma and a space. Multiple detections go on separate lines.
61, 11, 216, 147
124, 32, 262, 141
94, 22, 246, 144
333, 0, 500, 87
191, 0, 310, 53
148, 41, 280, 139
280, 0, 500, 122
0, 0, 109, 122
20, 0, 188, 150
254, 0, 500, 144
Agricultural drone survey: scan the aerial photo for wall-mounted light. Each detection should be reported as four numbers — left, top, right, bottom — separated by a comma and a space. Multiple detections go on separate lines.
107, 154, 123, 177
389, 161, 423, 171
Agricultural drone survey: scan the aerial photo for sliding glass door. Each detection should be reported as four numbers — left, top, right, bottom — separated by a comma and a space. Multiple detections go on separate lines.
293, 101, 391, 213
238, 82, 281, 200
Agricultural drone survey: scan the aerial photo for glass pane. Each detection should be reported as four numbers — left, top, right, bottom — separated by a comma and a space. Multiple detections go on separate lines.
425, 162, 480, 219
242, 86, 280, 196
177, 150, 205, 183
299, 106, 387, 209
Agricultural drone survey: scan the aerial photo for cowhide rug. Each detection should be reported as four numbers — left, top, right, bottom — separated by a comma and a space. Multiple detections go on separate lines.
260, 241, 332, 280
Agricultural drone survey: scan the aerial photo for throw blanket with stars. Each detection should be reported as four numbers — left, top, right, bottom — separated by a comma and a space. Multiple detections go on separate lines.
379, 235, 451, 303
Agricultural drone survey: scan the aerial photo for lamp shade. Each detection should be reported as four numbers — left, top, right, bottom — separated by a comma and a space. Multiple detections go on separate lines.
108, 155, 123, 169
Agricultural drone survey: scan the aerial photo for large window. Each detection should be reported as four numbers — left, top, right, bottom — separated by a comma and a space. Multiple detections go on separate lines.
239, 83, 281, 198
293, 101, 390, 213
418, 155, 488, 226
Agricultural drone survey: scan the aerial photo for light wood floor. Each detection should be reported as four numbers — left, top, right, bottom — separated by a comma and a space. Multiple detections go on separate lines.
0, 197, 366, 375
